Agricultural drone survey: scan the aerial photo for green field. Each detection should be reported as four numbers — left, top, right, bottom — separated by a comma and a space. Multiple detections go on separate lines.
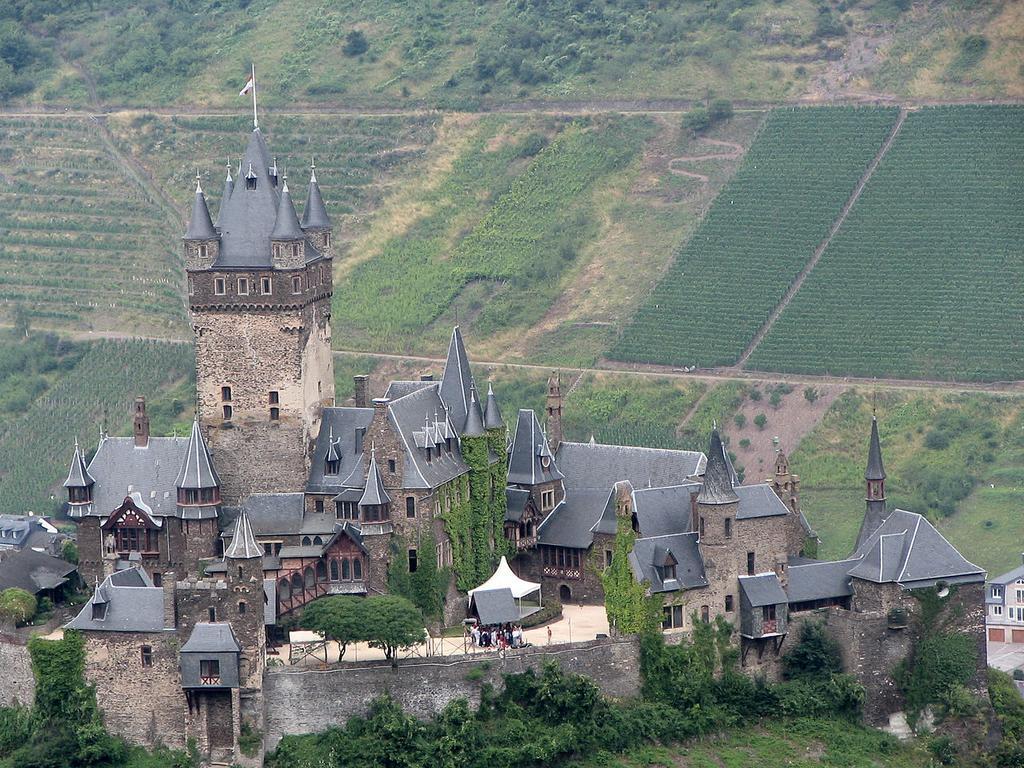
0, 117, 183, 334
0, 338, 192, 515
749, 105, 1024, 382
611, 107, 899, 368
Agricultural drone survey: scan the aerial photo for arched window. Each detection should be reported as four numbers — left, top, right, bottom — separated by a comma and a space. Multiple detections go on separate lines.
316, 561, 327, 582
279, 578, 291, 601
302, 536, 312, 546
330, 560, 339, 581
313, 536, 323, 546
291, 572, 303, 593
304, 567, 315, 588
353, 558, 362, 580
341, 559, 350, 580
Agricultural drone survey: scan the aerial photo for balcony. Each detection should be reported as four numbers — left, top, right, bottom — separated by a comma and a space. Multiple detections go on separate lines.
516, 535, 537, 551
763, 619, 777, 635
199, 675, 222, 686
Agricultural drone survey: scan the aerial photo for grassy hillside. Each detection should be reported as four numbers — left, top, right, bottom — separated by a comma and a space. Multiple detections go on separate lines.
750, 105, 1024, 382
611, 106, 898, 368
2, 0, 1019, 107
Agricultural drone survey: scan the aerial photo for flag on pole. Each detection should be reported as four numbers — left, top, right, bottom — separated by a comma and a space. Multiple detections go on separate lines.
239, 74, 255, 96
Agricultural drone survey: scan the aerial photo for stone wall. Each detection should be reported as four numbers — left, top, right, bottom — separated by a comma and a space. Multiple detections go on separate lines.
0, 638, 34, 707
263, 636, 641, 751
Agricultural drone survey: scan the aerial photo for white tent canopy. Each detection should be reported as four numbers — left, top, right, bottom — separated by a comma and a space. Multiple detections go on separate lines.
469, 556, 540, 600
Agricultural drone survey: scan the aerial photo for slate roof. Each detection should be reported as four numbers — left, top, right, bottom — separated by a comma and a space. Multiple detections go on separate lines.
66, 570, 166, 632
384, 381, 435, 400
224, 493, 306, 536
505, 488, 530, 523
301, 167, 331, 229
696, 429, 738, 505
306, 408, 374, 494
556, 441, 703, 494
180, 623, 241, 653
508, 410, 563, 486
865, 416, 886, 480
537, 491, 609, 549
64, 441, 94, 489
71, 436, 191, 518
225, 510, 262, 559
175, 420, 220, 490
438, 327, 474, 432
735, 484, 790, 520
0, 515, 42, 550
786, 559, 857, 603
386, 385, 469, 489
738, 573, 788, 607
270, 181, 305, 239
463, 384, 485, 437
214, 167, 233, 231
184, 184, 217, 240
989, 562, 1024, 587
484, 383, 503, 430
471, 588, 520, 625
632, 484, 699, 537
0, 549, 76, 594
848, 509, 985, 588
629, 533, 706, 593
359, 453, 391, 507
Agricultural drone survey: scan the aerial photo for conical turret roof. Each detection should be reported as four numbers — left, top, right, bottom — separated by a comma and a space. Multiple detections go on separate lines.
696, 428, 739, 505
271, 180, 305, 240
301, 162, 331, 230
484, 382, 503, 430
64, 439, 94, 488
214, 166, 234, 231
439, 326, 474, 430
184, 180, 217, 240
215, 128, 280, 268
175, 420, 220, 490
865, 416, 886, 481
463, 383, 486, 437
225, 509, 261, 560
359, 449, 391, 507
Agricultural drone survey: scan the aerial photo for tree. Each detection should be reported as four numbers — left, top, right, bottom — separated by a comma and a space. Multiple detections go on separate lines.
301, 596, 366, 661
362, 596, 426, 667
343, 30, 368, 56
781, 621, 842, 680
61, 539, 78, 565
754, 413, 767, 430
681, 107, 711, 135
733, 413, 746, 429
0, 587, 36, 627
708, 99, 733, 122
803, 387, 819, 403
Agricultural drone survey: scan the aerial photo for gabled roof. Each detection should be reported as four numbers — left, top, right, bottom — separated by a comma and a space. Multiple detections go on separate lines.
738, 573, 787, 607
180, 623, 241, 654
629, 533, 706, 593
175, 420, 220, 490
0, 549, 76, 594
359, 451, 391, 507
306, 408, 375, 494
786, 558, 857, 603
735, 484, 790, 520
184, 183, 217, 240
224, 493, 306, 536
224, 510, 262, 560
271, 180, 305, 240
632, 484, 699, 537
66, 570, 165, 633
301, 166, 331, 230
508, 409, 563, 486
439, 326, 474, 432
505, 488, 531, 523
696, 429, 739, 506
989, 562, 1024, 587
865, 416, 886, 481
384, 380, 436, 400
555, 440, 704, 494
64, 440, 94, 488
386, 385, 469, 489
484, 383, 503, 430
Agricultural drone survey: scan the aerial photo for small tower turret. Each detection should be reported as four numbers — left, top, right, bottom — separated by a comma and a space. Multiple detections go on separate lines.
133, 396, 150, 447
694, 428, 739, 545
64, 438, 95, 510
545, 372, 563, 453
175, 419, 221, 513
463, 382, 485, 437
301, 159, 332, 253
214, 164, 234, 232
359, 447, 391, 522
855, 415, 888, 551
484, 382, 503, 431
183, 174, 219, 270
271, 178, 306, 269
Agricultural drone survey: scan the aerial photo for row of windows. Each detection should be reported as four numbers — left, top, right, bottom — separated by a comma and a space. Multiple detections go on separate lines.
661, 597, 740, 631
541, 546, 582, 569
219, 388, 280, 421
312, 497, 418, 521
201, 264, 331, 298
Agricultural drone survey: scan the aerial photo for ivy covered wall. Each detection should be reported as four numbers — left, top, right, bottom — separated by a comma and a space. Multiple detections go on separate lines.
601, 510, 661, 635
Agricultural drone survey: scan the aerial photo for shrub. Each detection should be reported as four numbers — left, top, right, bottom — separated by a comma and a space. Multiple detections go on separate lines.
754, 413, 767, 430
924, 429, 951, 450
804, 387, 819, 403
739, 438, 750, 449
682, 107, 711, 135
61, 539, 78, 564
782, 621, 842, 680
0, 588, 36, 626
900, 633, 977, 720
343, 30, 369, 56
517, 131, 549, 158
708, 99, 733, 122
733, 413, 746, 429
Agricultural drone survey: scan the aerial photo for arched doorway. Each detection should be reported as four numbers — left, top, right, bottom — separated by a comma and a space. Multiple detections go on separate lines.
559, 584, 572, 603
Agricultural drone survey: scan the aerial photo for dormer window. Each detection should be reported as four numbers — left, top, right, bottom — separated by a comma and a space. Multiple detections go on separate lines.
425, 447, 432, 463
92, 602, 107, 621
245, 165, 257, 190
660, 563, 676, 581
325, 456, 340, 475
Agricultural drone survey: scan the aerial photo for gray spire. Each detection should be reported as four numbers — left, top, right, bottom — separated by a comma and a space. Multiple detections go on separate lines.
439, 326, 474, 430
325, 426, 341, 465
301, 159, 331, 230
271, 179, 305, 240
463, 382, 485, 437
175, 420, 220, 490
696, 428, 739, 505
359, 448, 391, 507
720, 437, 739, 487
215, 128, 280, 268
484, 382, 503, 430
64, 439, 94, 488
184, 178, 217, 240
865, 415, 886, 481
214, 164, 234, 231
225, 509, 261, 560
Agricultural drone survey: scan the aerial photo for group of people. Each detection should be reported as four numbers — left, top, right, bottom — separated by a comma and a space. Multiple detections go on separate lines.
468, 622, 527, 649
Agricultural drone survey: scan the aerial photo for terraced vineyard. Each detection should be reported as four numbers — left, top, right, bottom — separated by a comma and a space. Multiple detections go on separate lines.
610, 107, 899, 369
749, 106, 1024, 382
0, 117, 184, 334
0, 339, 193, 515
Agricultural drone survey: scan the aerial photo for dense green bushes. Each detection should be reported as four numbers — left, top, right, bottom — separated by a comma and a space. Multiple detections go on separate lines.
301, 595, 426, 666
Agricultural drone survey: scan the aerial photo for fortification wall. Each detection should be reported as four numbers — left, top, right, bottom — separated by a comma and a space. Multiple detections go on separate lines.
0, 638, 34, 707
263, 637, 641, 751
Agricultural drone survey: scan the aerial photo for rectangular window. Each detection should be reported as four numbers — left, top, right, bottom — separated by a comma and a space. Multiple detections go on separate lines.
662, 605, 684, 630
724, 517, 732, 538
763, 604, 776, 621
214, 277, 226, 295
261, 277, 272, 295
541, 489, 554, 510
269, 391, 279, 404
324, 232, 331, 248
994, 606, 1004, 617
699, 516, 705, 539
270, 407, 280, 421
199, 244, 208, 259
747, 551, 755, 576
292, 276, 302, 294
223, 404, 232, 420
406, 496, 416, 518
725, 595, 734, 612
188, 277, 194, 296
237, 277, 249, 295
388, 459, 396, 473
153, 572, 162, 587
140, 646, 152, 668
221, 386, 232, 401
993, 586, 1003, 599
200, 659, 220, 683
315, 499, 324, 514
263, 543, 273, 555
1016, 589, 1024, 603
208, 606, 216, 622
408, 549, 418, 573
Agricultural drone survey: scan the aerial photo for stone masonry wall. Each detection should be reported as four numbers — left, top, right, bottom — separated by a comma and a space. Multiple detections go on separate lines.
263, 637, 642, 751
0, 638, 34, 707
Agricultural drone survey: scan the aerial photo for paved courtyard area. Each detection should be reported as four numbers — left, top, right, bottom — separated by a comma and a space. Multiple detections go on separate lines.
988, 640, 1024, 673
275, 604, 610, 666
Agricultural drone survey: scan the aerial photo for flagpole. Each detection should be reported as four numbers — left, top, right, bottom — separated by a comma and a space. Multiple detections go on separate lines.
251, 62, 258, 130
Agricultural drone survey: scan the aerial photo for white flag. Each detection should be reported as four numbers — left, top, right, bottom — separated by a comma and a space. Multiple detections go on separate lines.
239, 75, 255, 96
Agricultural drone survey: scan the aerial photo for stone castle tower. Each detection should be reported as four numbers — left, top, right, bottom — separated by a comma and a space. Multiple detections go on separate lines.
183, 127, 335, 503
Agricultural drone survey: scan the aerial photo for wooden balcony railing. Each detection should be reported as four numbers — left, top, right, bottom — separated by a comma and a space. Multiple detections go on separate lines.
543, 565, 582, 581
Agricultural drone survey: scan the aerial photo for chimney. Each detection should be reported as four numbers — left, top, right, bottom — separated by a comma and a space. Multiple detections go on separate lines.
133, 397, 150, 447
420, 373, 434, 382
163, 572, 176, 629
353, 375, 369, 409
372, 397, 390, 415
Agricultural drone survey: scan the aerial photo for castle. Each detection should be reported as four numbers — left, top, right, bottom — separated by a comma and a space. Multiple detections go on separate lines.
62, 120, 988, 762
